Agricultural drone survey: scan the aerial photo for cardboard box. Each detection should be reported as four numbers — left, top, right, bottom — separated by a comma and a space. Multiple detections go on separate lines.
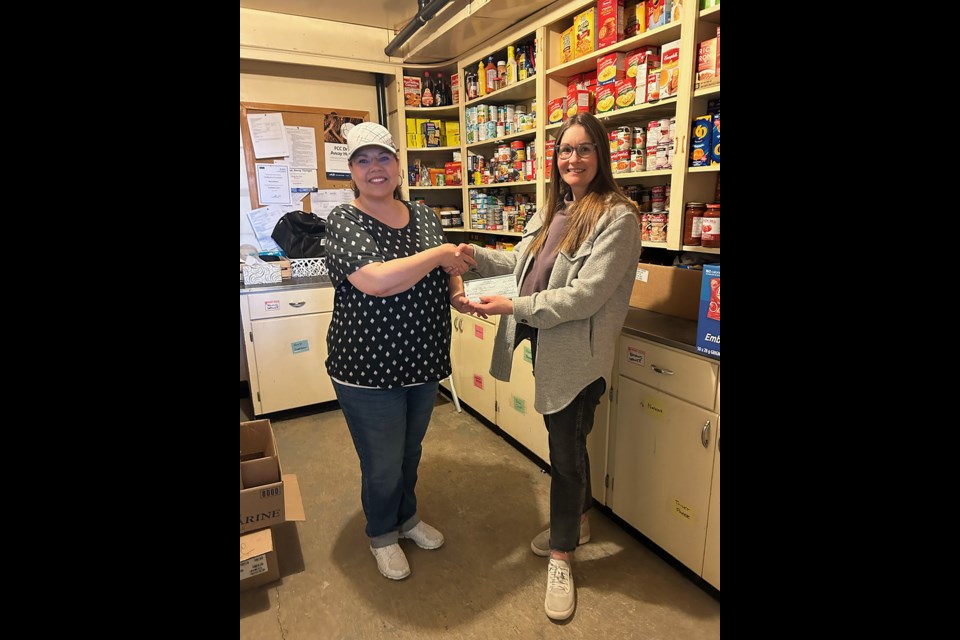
240, 419, 307, 533
239, 486, 306, 591
629, 263, 702, 320
695, 263, 720, 359
240, 527, 280, 591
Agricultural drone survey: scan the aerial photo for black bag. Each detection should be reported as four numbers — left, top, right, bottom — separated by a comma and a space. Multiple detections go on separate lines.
271, 210, 326, 258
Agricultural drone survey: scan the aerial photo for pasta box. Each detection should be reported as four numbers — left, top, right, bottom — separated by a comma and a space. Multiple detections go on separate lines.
695, 263, 720, 359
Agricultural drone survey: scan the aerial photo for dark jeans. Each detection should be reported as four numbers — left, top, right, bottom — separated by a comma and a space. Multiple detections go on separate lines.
545, 377, 606, 552
334, 380, 439, 547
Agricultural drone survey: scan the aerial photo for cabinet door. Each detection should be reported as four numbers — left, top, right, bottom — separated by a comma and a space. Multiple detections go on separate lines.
702, 416, 720, 590
250, 313, 335, 414
611, 375, 717, 574
456, 314, 497, 423
497, 339, 549, 463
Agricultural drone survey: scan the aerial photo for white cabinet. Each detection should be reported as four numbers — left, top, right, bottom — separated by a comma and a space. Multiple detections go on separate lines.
240, 286, 336, 415
702, 415, 720, 589
496, 338, 550, 463
451, 311, 498, 424
610, 333, 719, 577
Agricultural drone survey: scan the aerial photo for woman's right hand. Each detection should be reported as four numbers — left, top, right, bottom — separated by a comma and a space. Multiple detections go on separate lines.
438, 244, 477, 275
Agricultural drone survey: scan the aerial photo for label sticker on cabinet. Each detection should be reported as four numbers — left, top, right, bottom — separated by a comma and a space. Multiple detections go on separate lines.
512, 396, 526, 414
265, 300, 280, 311
523, 345, 532, 364
473, 374, 484, 390
627, 346, 645, 365
474, 324, 484, 339
635, 267, 649, 282
642, 397, 665, 419
291, 340, 310, 354
671, 498, 695, 524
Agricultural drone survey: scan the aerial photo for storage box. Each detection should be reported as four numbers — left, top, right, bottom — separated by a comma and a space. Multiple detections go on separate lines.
242, 262, 282, 286
240, 419, 307, 534
629, 263, 702, 320
695, 263, 720, 359
240, 527, 280, 591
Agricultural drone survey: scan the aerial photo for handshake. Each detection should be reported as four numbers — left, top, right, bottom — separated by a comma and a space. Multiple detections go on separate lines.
439, 243, 476, 276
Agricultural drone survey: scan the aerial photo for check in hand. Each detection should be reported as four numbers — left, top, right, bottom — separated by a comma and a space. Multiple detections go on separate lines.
473, 295, 513, 316
451, 292, 488, 318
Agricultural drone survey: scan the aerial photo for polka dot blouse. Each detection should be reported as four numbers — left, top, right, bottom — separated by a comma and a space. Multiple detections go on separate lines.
324, 200, 452, 388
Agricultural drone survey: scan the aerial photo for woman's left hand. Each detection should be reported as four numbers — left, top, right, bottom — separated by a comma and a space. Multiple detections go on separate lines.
473, 295, 513, 316
451, 293, 489, 318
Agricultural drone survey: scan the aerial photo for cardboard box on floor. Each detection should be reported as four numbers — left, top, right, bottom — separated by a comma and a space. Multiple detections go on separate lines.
240, 419, 306, 534
240, 478, 306, 591
629, 263, 702, 321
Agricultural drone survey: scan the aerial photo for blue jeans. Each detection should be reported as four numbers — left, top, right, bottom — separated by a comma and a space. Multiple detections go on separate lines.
545, 377, 606, 552
334, 381, 439, 548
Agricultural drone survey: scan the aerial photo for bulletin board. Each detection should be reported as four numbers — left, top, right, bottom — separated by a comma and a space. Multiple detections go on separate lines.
240, 102, 369, 212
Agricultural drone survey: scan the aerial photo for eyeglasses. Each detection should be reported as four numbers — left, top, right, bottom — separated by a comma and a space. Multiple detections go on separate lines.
556, 143, 598, 159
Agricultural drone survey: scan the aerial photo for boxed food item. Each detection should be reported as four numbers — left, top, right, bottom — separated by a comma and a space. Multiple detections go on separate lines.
573, 8, 597, 59
548, 97, 566, 124
597, 52, 627, 86
695, 263, 720, 359
648, 0, 671, 31
403, 76, 421, 108
629, 263, 702, 320
658, 38, 682, 98
615, 78, 636, 109
624, 1, 648, 37
597, 0, 625, 50
561, 26, 575, 64
445, 120, 460, 146
697, 37, 718, 85
451, 73, 460, 104
444, 161, 463, 186
595, 84, 616, 114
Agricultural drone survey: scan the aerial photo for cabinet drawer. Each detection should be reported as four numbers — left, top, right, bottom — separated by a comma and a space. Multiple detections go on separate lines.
618, 334, 718, 410
247, 287, 334, 319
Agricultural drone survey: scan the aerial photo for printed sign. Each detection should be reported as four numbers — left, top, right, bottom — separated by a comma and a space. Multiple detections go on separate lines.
627, 346, 645, 365
523, 345, 533, 364
473, 374, 484, 390
291, 340, 310, 354
513, 396, 526, 414
265, 300, 280, 311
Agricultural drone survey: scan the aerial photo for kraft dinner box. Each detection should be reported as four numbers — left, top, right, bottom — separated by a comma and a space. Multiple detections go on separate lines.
695, 263, 720, 359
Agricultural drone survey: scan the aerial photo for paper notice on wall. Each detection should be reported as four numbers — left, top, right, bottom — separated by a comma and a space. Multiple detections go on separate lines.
310, 189, 354, 220
256, 163, 292, 205
247, 113, 289, 159
284, 126, 318, 169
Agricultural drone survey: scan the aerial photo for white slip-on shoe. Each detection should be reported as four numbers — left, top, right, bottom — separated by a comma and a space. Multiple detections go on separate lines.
370, 543, 411, 580
399, 521, 445, 549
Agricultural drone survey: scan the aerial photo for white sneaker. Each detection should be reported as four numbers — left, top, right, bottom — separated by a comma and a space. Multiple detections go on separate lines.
544, 558, 575, 620
370, 543, 410, 580
399, 521, 445, 549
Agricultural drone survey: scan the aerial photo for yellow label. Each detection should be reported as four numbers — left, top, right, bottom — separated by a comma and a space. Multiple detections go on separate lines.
642, 398, 665, 419
672, 498, 695, 523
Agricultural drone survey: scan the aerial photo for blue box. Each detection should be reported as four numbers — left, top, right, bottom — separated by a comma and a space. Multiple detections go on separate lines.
696, 263, 720, 359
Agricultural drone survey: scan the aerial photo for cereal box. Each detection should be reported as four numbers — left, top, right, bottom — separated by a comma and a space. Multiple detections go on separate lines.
697, 37, 717, 85
597, 0, 625, 50
403, 76, 421, 108
561, 26, 575, 64
573, 8, 597, 59
624, 1, 647, 37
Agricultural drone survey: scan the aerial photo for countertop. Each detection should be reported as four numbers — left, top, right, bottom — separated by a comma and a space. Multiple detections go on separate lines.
239, 277, 714, 361
239, 275, 332, 294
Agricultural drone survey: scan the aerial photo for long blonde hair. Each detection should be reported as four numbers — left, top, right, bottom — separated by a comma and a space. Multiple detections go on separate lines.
528, 113, 638, 257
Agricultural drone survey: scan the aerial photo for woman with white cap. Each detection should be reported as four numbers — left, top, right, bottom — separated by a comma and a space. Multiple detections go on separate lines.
324, 121, 477, 580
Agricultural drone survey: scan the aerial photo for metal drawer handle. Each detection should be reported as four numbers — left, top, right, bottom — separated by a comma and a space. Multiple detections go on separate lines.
288, 301, 306, 308
650, 364, 675, 375
701, 420, 711, 448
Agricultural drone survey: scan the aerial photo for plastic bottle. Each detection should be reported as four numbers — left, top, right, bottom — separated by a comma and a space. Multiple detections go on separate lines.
517, 46, 527, 81
505, 46, 517, 86
422, 71, 434, 107
485, 56, 497, 94
478, 60, 487, 97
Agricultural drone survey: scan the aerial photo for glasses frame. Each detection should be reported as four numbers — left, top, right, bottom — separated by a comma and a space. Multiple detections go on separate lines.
556, 142, 599, 159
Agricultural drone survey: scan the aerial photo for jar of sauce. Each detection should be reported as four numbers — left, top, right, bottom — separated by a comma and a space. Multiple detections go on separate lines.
683, 202, 705, 246
701, 203, 720, 248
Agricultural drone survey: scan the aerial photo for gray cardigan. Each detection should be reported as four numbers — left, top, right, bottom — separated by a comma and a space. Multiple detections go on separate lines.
471, 200, 641, 415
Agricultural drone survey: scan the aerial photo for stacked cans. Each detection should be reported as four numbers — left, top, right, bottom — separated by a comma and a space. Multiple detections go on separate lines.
608, 126, 649, 174
646, 117, 676, 171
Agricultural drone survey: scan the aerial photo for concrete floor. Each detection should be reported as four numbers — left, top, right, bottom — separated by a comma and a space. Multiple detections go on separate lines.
240, 393, 720, 639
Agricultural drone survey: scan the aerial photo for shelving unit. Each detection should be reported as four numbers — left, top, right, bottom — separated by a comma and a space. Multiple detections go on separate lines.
391, 0, 720, 255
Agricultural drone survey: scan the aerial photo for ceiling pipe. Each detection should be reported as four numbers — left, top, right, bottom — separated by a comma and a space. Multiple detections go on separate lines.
384, 0, 453, 58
